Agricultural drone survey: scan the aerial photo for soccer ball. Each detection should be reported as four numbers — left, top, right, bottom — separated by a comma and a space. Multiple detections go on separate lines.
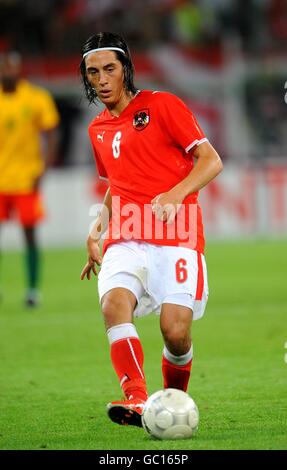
141, 388, 199, 440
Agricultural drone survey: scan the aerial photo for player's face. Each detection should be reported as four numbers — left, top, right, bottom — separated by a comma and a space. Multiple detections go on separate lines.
0, 56, 21, 90
85, 50, 126, 108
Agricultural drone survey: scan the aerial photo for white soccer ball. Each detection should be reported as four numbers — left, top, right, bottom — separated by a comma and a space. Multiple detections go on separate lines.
141, 388, 199, 440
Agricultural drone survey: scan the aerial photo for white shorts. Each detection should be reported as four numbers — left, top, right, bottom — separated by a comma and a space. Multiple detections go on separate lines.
98, 241, 209, 320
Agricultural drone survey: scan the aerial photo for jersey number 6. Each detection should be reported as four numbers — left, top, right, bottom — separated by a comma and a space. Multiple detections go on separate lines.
112, 131, 122, 159
175, 258, 188, 283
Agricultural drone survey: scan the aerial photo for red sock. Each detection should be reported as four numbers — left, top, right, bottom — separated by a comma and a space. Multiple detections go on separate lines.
110, 337, 148, 401
162, 352, 192, 392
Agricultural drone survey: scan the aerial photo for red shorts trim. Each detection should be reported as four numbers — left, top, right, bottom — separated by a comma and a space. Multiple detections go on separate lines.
195, 251, 204, 301
0, 192, 45, 226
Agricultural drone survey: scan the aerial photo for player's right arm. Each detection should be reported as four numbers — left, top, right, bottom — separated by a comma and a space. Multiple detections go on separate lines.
80, 186, 112, 280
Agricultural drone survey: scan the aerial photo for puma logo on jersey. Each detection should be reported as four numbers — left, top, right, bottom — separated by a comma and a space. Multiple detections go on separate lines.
97, 131, 105, 143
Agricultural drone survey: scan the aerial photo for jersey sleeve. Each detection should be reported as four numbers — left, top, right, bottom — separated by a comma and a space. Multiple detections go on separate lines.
88, 130, 108, 180
36, 89, 60, 130
157, 92, 207, 153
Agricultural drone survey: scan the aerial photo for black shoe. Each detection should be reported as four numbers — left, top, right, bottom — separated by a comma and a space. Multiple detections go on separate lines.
106, 398, 145, 427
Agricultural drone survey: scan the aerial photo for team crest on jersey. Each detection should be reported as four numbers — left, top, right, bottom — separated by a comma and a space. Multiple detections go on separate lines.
133, 109, 150, 131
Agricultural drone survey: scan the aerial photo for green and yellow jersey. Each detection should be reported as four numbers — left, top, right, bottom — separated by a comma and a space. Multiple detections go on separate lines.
0, 79, 59, 193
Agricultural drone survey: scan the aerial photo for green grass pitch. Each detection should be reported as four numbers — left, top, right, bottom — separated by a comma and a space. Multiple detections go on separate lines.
0, 240, 286, 450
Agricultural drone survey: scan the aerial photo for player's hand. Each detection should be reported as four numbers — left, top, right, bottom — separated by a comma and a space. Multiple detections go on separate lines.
80, 236, 103, 280
151, 190, 183, 224
33, 174, 43, 191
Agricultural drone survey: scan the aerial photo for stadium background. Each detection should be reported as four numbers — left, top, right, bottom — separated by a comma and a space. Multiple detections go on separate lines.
0, 0, 286, 451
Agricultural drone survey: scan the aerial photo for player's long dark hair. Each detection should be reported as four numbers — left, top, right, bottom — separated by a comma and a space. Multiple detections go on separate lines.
80, 32, 138, 105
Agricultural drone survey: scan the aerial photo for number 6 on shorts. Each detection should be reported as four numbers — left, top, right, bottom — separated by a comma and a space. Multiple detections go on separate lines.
175, 258, 188, 283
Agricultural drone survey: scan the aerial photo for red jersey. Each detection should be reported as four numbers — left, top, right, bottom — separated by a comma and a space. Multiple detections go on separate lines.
88, 90, 207, 254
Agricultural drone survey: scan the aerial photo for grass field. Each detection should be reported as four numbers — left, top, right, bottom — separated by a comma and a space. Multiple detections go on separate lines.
0, 240, 286, 450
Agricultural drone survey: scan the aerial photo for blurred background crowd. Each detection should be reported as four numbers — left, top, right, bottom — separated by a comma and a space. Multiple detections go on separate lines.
0, 0, 286, 246
1, 0, 287, 55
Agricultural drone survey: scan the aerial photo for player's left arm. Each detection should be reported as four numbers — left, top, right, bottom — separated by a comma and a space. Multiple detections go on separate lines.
43, 127, 58, 168
33, 89, 60, 190
151, 141, 223, 223
33, 127, 58, 190
174, 141, 223, 197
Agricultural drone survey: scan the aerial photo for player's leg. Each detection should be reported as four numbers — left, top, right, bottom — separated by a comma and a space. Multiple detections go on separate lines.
98, 241, 150, 426
22, 226, 40, 307
17, 192, 44, 307
160, 303, 193, 392
151, 246, 208, 392
102, 286, 147, 402
102, 286, 147, 426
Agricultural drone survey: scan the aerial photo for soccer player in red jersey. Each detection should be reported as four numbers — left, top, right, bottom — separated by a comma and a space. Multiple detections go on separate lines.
80, 32, 223, 427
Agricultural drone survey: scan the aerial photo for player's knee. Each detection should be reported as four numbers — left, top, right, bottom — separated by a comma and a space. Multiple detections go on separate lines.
101, 292, 132, 326
101, 295, 123, 318
161, 325, 191, 355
